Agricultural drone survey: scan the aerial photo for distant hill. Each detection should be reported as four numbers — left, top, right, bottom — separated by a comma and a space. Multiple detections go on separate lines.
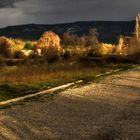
0, 21, 136, 44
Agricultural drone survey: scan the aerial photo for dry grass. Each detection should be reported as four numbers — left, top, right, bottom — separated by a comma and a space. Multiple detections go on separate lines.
0, 61, 107, 101
0, 59, 135, 102
0, 62, 108, 85
0, 31, 139, 101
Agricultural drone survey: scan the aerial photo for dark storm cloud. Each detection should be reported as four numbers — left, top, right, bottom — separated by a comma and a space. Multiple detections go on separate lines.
0, 0, 140, 27
23, 0, 140, 23
0, 0, 22, 8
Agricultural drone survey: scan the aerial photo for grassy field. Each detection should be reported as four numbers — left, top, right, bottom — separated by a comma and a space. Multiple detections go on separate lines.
0, 60, 135, 102
0, 29, 139, 103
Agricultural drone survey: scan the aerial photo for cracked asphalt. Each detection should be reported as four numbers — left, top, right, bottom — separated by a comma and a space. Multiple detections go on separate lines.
0, 67, 140, 140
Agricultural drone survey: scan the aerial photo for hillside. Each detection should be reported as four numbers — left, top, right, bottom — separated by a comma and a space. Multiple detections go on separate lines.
0, 21, 136, 43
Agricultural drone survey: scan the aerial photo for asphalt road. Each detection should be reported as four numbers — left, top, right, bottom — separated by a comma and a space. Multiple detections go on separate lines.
0, 67, 140, 140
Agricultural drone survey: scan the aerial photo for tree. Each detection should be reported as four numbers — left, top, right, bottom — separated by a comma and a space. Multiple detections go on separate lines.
36, 31, 61, 62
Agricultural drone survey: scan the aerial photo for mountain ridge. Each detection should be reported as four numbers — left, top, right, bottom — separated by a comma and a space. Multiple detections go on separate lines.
0, 20, 136, 43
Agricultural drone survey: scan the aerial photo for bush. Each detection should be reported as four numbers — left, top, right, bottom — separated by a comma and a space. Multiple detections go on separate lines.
62, 50, 71, 60
0, 37, 25, 58
24, 41, 36, 50
14, 51, 27, 59
0, 37, 14, 57
36, 31, 61, 62
128, 37, 140, 55
98, 43, 115, 55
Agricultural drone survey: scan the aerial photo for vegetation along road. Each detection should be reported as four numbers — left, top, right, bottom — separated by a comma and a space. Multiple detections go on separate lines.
0, 67, 140, 140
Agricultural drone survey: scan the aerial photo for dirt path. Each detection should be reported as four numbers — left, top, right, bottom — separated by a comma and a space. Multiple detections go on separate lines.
0, 67, 140, 140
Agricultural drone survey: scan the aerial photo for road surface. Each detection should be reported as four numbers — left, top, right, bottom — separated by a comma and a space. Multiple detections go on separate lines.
0, 67, 140, 140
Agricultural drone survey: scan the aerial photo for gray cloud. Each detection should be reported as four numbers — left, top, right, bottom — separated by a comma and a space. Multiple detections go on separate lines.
0, 0, 23, 8
0, 0, 140, 27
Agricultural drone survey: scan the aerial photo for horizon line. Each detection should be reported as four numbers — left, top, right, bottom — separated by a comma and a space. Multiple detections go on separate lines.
0, 19, 136, 29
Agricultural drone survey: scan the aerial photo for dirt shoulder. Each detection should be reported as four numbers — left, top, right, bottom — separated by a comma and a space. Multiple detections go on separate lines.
0, 67, 140, 140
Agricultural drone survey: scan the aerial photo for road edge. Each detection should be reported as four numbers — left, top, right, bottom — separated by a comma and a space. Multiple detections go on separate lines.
0, 65, 138, 106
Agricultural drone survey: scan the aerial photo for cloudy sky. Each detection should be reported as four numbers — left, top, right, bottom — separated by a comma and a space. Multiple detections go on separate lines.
0, 0, 140, 27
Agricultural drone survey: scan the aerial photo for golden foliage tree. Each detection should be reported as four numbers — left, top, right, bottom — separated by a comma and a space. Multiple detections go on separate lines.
0, 37, 25, 57
37, 31, 61, 62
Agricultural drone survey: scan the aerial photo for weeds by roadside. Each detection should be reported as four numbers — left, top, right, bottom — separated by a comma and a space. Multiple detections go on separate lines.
0, 61, 135, 102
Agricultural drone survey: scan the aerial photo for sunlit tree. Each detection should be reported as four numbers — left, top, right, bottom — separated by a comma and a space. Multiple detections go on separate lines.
36, 31, 61, 62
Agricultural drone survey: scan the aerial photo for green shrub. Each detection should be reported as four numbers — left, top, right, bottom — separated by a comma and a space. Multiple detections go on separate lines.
24, 42, 36, 50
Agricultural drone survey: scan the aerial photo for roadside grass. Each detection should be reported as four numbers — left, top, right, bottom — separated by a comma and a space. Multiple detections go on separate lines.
0, 61, 136, 102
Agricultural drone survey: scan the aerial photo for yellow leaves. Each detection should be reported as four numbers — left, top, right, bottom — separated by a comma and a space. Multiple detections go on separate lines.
37, 31, 61, 50
0, 37, 25, 51
99, 43, 115, 55
36, 31, 62, 58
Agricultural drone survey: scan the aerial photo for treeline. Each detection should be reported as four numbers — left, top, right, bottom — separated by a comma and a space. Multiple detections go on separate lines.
0, 28, 140, 64
62, 28, 99, 47
0, 29, 100, 60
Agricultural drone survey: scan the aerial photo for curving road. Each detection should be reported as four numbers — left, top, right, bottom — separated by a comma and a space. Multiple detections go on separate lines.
0, 67, 140, 140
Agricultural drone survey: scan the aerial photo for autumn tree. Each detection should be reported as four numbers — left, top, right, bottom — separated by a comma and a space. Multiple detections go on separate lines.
36, 31, 61, 62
